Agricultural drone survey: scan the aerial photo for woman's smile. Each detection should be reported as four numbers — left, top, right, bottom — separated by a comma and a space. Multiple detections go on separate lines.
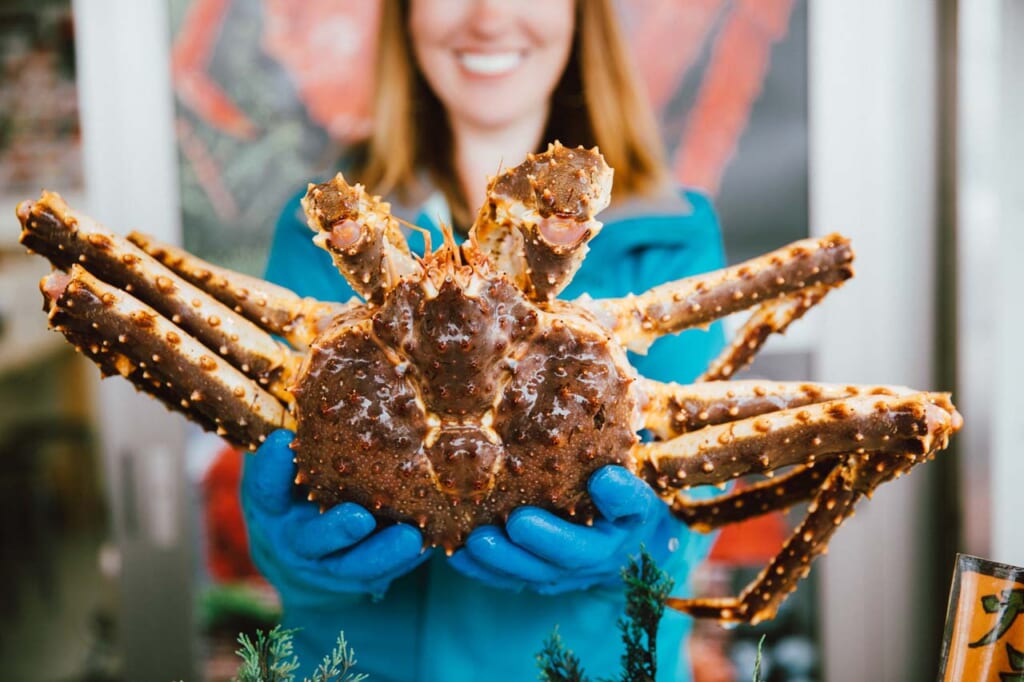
456, 50, 526, 78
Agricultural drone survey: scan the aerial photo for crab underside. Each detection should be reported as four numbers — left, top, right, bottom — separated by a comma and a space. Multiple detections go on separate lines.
16, 142, 961, 625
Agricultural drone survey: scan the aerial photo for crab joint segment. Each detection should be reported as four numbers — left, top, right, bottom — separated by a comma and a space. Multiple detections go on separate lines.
666, 448, 927, 624
652, 391, 960, 625
639, 379, 923, 440
669, 460, 842, 532
45, 266, 295, 449
667, 460, 859, 624
636, 392, 959, 490
17, 193, 303, 398
699, 283, 833, 381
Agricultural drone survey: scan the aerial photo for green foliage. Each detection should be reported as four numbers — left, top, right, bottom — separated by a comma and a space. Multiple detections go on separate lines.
970, 589, 1024, 648
201, 583, 282, 632
234, 626, 300, 682
752, 635, 766, 682
535, 548, 675, 682
233, 626, 367, 682
1009, 642, 1024, 671
307, 631, 368, 682
614, 550, 675, 682
537, 627, 589, 682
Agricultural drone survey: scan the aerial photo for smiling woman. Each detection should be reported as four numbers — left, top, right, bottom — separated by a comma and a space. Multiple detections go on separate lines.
244, 0, 729, 680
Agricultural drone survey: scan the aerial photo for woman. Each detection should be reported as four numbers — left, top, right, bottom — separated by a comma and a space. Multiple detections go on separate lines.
242, 1, 727, 679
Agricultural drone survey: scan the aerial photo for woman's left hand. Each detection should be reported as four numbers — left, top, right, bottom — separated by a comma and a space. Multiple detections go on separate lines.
448, 465, 681, 594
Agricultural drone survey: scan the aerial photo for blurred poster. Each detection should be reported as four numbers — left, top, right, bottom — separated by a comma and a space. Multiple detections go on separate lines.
625, 0, 808, 265
166, 1, 810, 679
168, 0, 378, 274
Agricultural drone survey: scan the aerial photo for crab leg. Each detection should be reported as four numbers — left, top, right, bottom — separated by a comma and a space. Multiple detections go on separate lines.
467, 142, 613, 301
698, 283, 833, 381
634, 392, 960, 491
668, 460, 841, 531
666, 451, 920, 624
637, 381, 960, 624
301, 174, 420, 305
582, 234, 854, 354
44, 267, 295, 449
17, 193, 301, 398
638, 379, 925, 440
128, 232, 349, 350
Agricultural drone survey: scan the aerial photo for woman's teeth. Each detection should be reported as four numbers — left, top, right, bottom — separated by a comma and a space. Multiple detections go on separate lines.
458, 52, 523, 76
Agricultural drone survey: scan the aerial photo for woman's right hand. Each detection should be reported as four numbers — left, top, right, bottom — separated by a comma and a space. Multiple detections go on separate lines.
240, 430, 432, 600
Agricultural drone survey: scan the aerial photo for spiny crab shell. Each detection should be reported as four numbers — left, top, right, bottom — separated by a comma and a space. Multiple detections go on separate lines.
292, 252, 638, 548
293, 147, 634, 548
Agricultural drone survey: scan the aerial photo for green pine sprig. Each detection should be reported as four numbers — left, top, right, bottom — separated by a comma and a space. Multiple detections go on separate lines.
752, 634, 766, 682
234, 625, 300, 682
537, 626, 590, 682
536, 547, 674, 682
233, 626, 366, 682
307, 631, 368, 682
613, 549, 675, 682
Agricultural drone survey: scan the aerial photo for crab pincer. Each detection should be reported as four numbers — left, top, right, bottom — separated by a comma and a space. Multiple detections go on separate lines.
468, 140, 612, 301
301, 174, 419, 305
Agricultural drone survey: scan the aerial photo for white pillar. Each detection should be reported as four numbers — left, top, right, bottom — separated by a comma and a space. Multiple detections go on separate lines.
71, 0, 195, 678
809, 2, 939, 680
959, 0, 1024, 568
990, 0, 1024, 571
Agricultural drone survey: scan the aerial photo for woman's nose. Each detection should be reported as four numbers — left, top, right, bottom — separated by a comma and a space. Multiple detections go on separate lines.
463, 0, 514, 38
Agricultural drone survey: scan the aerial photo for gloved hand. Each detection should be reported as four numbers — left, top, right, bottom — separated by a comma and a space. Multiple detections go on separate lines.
448, 465, 680, 595
241, 429, 432, 599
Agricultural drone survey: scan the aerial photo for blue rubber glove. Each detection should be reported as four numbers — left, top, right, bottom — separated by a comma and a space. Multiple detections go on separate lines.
241, 429, 432, 599
448, 465, 679, 595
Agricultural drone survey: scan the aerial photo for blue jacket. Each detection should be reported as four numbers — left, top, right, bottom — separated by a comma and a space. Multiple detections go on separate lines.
259, 184, 727, 681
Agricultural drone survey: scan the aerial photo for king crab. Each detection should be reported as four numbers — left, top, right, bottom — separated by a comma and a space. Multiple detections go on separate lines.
16, 142, 960, 625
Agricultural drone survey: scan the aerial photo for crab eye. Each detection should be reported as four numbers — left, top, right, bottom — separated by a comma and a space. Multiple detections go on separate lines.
537, 216, 593, 248
328, 219, 364, 250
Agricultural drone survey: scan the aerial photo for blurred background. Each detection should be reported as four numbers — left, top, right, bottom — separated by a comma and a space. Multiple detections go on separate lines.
0, 0, 1020, 680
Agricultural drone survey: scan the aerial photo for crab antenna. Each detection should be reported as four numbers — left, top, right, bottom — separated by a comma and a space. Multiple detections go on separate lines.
396, 216, 433, 257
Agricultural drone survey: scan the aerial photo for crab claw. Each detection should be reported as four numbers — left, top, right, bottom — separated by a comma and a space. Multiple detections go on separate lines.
302, 174, 420, 305
469, 141, 612, 300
